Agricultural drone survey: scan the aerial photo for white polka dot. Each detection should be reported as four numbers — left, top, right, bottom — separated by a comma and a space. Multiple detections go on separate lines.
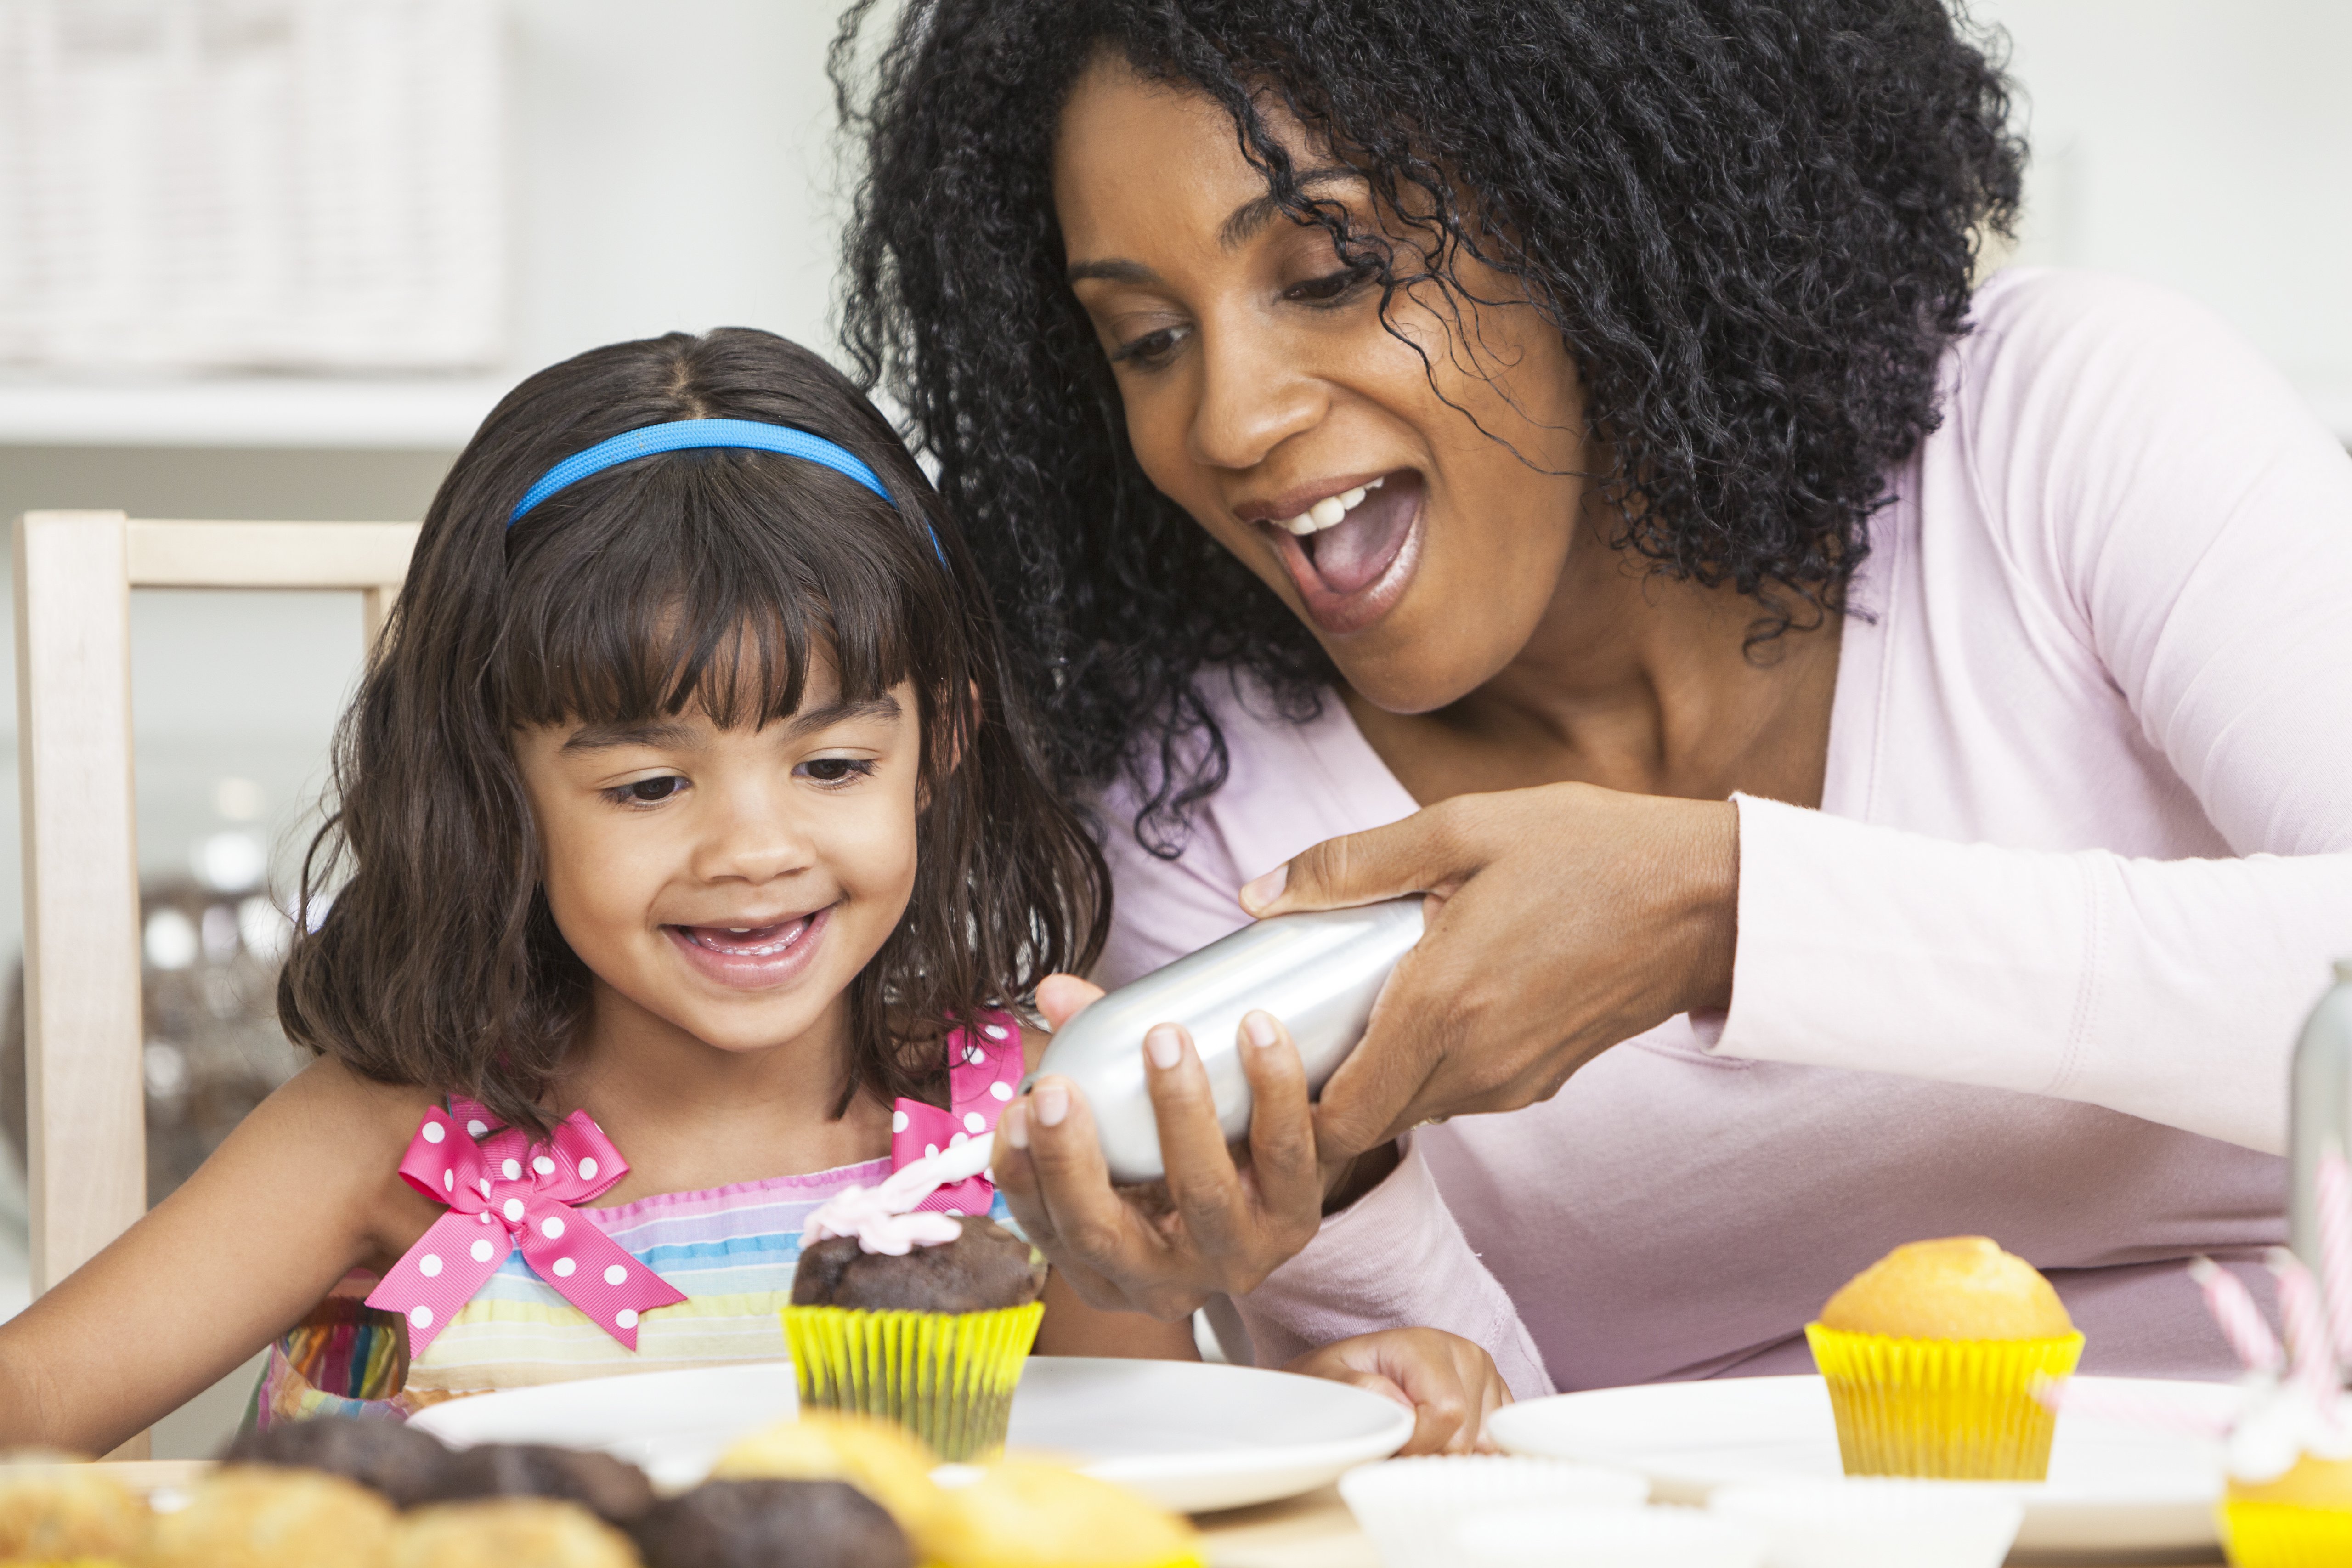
466, 1119, 488, 1138
604, 1263, 628, 1286
479, 1178, 493, 1200
502, 1158, 522, 1180
963, 1044, 987, 1065
541, 1216, 565, 1240
554, 1257, 577, 1278
616, 1308, 639, 1330
503, 1198, 525, 1223
989, 1081, 1014, 1101
471, 1239, 495, 1262
577, 1157, 599, 1181
533, 1155, 556, 1176
409, 1305, 432, 1329
441, 1170, 455, 1192
963, 1111, 987, 1134
478, 1211, 493, 1224
950, 1131, 968, 1147
891, 1110, 909, 1133
421, 1121, 446, 1143
945, 1207, 962, 1217
984, 1024, 1009, 1040
418, 1253, 443, 1278
925, 1143, 939, 1160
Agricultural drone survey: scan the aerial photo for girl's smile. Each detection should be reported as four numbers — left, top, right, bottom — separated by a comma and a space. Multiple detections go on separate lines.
666, 903, 834, 991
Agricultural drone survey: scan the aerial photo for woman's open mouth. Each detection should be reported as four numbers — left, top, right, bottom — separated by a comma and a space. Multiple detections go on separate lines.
666, 905, 831, 990
1260, 470, 1425, 636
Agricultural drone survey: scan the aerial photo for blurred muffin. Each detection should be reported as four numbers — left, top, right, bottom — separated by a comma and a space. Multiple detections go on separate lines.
784, 1220, 1046, 1460
1805, 1236, 2084, 1480
141, 1466, 394, 1568
2221, 1450, 2352, 1566
712, 1414, 942, 1542
0, 1461, 148, 1562
920, 1459, 1201, 1568
222, 1416, 454, 1509
423, 1444, 654, 1526
634, 1478, 909, 1568
387, 1498, 636, 1568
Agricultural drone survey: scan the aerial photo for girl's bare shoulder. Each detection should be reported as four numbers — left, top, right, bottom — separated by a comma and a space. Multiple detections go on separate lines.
259, 1056, 442, 1149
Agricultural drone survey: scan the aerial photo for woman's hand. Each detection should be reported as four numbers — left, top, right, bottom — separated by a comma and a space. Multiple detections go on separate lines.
1285, 1329, 1510, 1455
992, 978, 1337, 1319
1244, 782, 1738, 1162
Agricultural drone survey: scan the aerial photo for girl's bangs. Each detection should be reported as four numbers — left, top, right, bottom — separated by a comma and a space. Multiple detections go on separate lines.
498, 457, 927, 733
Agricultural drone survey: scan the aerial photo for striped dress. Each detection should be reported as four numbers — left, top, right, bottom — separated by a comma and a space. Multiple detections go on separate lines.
255, 1021, 1024, 1425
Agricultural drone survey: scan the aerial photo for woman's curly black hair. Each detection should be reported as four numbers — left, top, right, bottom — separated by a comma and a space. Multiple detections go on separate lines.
833, 0, 2024, 851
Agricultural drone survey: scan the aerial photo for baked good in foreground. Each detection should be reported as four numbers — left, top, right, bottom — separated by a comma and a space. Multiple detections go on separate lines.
710, 1413, 944, 1540
221, 1414, 455, 1509
917, 1458, 1201, 1568
423, 1442, 655, 1524
1804, 1235, 2085, 1480
141, 1465, 395, 1568
0, 1459, 148, 1561
633, 1477, 910, 1568
387, 1497, 637, 1568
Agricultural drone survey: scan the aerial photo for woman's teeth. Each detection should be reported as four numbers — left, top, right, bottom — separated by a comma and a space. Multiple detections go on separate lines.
1281, 476, 1384, 536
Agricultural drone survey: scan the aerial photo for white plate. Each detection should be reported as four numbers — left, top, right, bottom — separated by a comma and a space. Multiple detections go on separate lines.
411, 1355, 1413, 1515
1490, 1374, 2242, 1562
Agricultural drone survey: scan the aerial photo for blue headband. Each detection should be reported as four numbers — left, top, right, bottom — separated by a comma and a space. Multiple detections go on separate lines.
508, 418, 914, 539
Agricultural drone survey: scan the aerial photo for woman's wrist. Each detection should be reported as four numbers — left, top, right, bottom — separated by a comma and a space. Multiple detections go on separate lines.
1674, 798, 1741, 1014
1321, 1138, 1402, 1215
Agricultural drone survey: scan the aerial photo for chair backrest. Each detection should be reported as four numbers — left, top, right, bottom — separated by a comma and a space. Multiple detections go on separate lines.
12, 512, 418, 1309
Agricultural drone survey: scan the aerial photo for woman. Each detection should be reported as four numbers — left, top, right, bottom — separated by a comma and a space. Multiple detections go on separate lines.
834, 0, 2352, 1394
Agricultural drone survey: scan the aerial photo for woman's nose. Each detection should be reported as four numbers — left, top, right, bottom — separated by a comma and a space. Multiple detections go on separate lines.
1188, 318, 1328, 473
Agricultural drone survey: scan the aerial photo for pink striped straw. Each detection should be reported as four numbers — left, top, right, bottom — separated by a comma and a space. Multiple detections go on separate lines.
2193, 1257, 2284, 1374
2270, 1249, 2340, 1406
2317, 1145, 2352, 1364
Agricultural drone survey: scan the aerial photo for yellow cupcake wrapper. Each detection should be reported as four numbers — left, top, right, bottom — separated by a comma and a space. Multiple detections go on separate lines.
2221, 1500, 2352, 1568
1804, 1322, 2084, 1480
781, 1302, 1045, 1463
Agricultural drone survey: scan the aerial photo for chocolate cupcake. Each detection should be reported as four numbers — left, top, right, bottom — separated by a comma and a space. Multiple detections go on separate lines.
792, 1220, 1046, 1314
424, 1443, 657, 1526
222, 1414, 457, 1509
635, 1479, 911, 1568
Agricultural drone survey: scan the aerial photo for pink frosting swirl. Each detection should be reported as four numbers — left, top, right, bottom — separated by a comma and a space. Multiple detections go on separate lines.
803, 1158, 967, 1256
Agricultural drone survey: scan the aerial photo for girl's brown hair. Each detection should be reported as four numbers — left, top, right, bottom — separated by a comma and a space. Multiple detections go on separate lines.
277, 328, 1108, 1132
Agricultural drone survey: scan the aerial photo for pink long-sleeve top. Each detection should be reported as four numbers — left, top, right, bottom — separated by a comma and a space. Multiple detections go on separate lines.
1091, 270, 2352, 1398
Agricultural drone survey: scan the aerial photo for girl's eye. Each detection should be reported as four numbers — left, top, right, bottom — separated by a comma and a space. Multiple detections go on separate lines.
608, 775, 684, 805
1107, 324, 1188, 369
798, 757, 877, 785
1283, 265, 1372, 305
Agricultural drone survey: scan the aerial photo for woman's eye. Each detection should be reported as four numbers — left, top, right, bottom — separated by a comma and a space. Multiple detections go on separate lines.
1284, 266, 1371, 305
799, 757, 877, 785
1108, 325, 1187, 369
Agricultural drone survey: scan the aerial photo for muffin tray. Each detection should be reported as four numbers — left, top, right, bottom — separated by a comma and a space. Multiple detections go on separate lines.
410, 1355, 1414, 1515
1489, 1373, 2244, 1562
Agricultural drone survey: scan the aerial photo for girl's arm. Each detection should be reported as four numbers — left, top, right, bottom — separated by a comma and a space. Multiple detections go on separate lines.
0, 1059, 440, 1454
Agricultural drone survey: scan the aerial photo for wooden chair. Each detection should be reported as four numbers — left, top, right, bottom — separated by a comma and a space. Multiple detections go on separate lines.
11, 511, 418, 1454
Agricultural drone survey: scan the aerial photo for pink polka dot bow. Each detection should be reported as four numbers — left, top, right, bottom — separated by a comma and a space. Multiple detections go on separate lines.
364, 1098, 687, 1357
889, 1013, 1025, 1216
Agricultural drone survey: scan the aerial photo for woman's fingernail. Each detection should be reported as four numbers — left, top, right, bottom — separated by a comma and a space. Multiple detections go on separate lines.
1035, 1081, 1069, 1127
1145, 1025, 1183, 1070
1003, 1101, 1029, 1150
1243, 1010, 1279, 1049
1239, 864, 1287, 911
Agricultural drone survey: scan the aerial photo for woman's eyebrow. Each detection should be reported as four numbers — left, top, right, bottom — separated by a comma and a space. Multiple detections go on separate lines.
1064, 165, 1363, 283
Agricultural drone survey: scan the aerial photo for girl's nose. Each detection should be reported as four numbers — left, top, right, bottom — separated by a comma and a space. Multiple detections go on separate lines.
690, 787, 814, 886
1188, 317, 1329, 474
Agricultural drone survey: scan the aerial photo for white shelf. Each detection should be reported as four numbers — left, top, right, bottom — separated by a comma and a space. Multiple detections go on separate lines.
0, 376, 518, 450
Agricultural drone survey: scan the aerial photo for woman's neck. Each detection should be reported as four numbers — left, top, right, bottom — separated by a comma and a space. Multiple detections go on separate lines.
549, 979, 894, 1201
1343, 533, 1843, 809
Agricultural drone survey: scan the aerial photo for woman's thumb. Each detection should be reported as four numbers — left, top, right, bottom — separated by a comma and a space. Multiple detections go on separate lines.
1238, 813, 1451, 917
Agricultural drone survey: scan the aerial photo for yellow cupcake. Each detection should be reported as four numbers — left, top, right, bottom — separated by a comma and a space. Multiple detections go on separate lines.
2221, 1455, 2352, 1568
712, 1412, 946, 1541
921, 1459, 1200, 1568
387, 1499, 638, 1568
140, 1466, 393, 1568
1805, 1236, 2085, 1480
0, 1462, 148, 1564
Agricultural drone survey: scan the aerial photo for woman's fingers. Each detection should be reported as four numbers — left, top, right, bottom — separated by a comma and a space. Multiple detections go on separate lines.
1035, 972, 1105, 1030
1009, 1077, 1197, 1317
1233, 1010, 1324, 1234
1238, 800, 1472, 918
1143, 1024, 1252, 1259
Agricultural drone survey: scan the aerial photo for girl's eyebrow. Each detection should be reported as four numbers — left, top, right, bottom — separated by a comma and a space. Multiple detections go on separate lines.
785, 694, 902, 736
560, 719, 697, 753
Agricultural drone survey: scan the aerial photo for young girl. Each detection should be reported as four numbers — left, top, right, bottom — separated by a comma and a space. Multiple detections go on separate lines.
0, 328, 1502, 1456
